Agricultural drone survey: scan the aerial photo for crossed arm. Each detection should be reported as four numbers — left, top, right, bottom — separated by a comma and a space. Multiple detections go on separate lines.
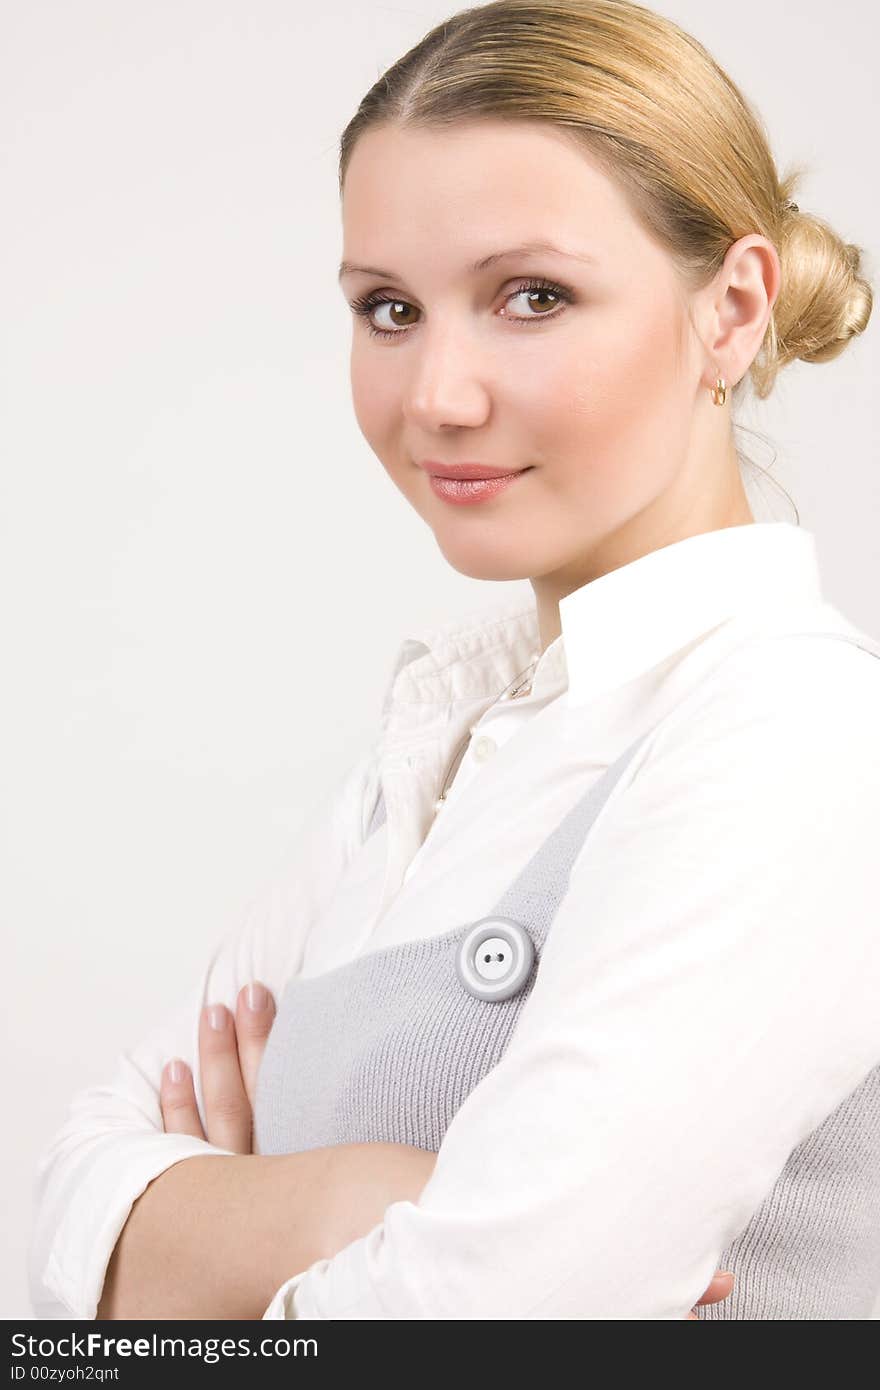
96, 981, 734, 1320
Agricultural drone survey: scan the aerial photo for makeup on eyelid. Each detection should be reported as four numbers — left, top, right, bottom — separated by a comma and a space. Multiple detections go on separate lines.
348, 277, 574, 340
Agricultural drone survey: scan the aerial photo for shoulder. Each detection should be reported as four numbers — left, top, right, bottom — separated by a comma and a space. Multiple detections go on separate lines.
640, 626, 880, 797
677, 625, 879, 726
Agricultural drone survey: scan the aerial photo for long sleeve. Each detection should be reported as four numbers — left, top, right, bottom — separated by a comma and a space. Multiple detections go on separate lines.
262, 642, 880, 1319
28, 744, 377, 1320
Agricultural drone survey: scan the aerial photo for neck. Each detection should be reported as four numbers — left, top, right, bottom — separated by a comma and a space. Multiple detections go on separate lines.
529, 452, 754, 655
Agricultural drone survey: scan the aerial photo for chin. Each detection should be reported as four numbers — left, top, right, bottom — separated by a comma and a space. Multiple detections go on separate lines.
432, 538, 538, 584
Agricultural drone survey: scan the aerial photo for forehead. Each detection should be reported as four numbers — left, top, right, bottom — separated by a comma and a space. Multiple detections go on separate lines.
340, 120, 644, 270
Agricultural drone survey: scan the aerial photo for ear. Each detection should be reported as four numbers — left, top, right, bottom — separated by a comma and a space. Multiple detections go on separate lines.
694, 235, 781, 391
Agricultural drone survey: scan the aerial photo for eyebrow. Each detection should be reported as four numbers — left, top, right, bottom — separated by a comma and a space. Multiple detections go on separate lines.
337, 239, 599, 282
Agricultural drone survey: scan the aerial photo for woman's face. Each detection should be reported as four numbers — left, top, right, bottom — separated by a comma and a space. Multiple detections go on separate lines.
339, 119, 754, 587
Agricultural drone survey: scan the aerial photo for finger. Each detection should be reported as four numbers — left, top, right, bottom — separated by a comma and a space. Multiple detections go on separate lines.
694, 1272, 735, 1307
234, 981, 277, 1111
159, 1058, 205, 1140
199, 1002, 253, 1153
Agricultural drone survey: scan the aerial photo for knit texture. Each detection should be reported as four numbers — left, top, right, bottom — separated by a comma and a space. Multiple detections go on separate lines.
254, 629, 880, 1318
254, 721, 651, 1154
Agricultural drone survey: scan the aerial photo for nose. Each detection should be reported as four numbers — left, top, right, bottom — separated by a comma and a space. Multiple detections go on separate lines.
402, 322, 492, 432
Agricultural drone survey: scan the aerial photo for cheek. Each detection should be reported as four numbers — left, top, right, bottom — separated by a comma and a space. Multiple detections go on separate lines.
350, 351, 426, 508
543, 300, 689, 495
350, 351, 400, 453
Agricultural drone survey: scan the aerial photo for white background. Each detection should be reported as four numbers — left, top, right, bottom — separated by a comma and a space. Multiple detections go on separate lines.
3, 0, 878, 1319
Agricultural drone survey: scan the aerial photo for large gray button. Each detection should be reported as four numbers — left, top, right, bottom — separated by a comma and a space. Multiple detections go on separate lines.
455, 916, 535, 1001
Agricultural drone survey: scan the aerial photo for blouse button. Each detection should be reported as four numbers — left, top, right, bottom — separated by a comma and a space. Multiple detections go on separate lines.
455, 917, 536, 1001
472, 735, 497, 762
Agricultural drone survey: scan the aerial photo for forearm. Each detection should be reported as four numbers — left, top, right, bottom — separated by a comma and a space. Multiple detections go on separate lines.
96, 1149, 337, 1321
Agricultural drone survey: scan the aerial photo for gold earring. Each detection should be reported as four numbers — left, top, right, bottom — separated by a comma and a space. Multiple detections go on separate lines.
710, 372, 727, 407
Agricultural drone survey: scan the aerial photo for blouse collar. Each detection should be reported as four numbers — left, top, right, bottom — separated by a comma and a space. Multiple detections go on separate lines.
381, 521, 823, 717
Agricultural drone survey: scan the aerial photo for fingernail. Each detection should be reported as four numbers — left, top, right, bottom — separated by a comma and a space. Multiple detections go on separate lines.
718, 1271, 734, 1280
168, 1058, 187, 1083
247, 982, 268, 1011
207, 1004, 227, 1031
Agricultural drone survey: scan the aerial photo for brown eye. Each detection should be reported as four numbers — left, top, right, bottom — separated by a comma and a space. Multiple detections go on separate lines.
376, 301, 418, 330
500, 278, 572, 324
348, 276, 572, 341
506, 286, 561, 316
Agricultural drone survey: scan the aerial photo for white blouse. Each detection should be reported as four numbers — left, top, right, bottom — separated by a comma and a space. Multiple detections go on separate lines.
27, 521, 880, 1320
400, 638, 565, 886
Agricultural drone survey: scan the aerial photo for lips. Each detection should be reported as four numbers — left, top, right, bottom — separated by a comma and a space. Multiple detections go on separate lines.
419, 461, 530, 480
425, 468, 534, 506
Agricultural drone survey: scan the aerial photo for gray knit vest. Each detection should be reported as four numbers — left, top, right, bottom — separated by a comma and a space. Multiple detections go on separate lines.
254, 629, 880, 1319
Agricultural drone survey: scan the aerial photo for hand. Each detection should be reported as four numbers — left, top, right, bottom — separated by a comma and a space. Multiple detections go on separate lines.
687, 1270, 735, 1319
160, 982, 277, 1153
162, 1003, 732, 1319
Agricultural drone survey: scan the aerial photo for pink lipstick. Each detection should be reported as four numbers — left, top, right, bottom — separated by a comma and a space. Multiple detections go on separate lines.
418, 461, 535, 506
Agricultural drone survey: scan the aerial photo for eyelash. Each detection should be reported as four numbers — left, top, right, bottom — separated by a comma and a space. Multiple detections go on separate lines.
348, 277, 573, 341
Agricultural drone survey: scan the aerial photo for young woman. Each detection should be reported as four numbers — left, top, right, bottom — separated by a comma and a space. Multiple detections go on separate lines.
30, 0, 879, 1321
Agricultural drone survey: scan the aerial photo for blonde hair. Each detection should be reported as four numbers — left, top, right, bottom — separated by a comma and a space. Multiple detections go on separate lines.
338, 0, 872, 408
